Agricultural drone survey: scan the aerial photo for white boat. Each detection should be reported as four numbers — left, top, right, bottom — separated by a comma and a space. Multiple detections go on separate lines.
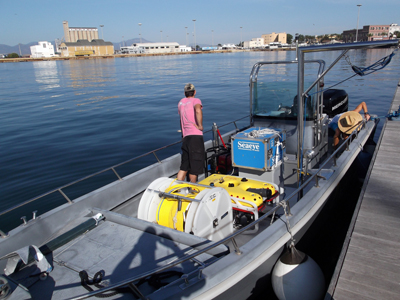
0, 40, 398, 300
269, 42, 281, 49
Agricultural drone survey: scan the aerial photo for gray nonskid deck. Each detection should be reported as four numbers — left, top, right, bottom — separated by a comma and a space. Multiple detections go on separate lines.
15, 217, 221, 300
327, 81, 400, 300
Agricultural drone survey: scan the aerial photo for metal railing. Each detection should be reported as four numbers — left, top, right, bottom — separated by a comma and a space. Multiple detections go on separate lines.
68, 118, 372, 300
0, 116, 249, 219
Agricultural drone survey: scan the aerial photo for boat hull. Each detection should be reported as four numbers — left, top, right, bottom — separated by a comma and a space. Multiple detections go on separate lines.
148, 120, 377, 300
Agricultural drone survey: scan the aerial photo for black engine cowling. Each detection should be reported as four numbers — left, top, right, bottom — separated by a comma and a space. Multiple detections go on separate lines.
323, 89, 348, 118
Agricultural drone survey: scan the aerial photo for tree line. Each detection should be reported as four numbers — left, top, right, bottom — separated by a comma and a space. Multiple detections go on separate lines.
286, 33, 343, 44
2, 53, 20, 58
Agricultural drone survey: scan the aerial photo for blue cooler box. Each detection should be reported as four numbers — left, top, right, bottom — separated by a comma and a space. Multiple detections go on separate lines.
231, 127, 286, 171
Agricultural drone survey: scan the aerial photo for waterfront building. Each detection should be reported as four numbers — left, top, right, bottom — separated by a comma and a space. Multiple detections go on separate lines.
243, 38, 265, 49
30, 41, 56, 58
63, 21, 99, 43
120, 46, 144, 54
59, 39, 114, 57
201, 47, 218, 51
121, 42, 180, 55
389, 23, 400, 36
342, 25, 391, 42
180, 45, 192, 52
261, 32, 287, 45
221, 44, 236, 49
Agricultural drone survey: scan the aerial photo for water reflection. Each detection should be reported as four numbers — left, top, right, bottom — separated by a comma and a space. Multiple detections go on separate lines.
33, 61, 60, 90
66, 59, 117, 89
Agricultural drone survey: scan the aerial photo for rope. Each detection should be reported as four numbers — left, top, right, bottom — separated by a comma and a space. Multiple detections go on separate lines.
244, 128, 281, 139
217, 129, 227, 149
346, 48, 398, 77
387, 110, 400, 120
367, 105, 400, 121
280, 201, 295, 248
79, 270, 120, 298
306, 48, 397, 97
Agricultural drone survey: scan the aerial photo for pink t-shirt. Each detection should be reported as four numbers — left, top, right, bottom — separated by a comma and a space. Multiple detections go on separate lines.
178, 97, 203, 137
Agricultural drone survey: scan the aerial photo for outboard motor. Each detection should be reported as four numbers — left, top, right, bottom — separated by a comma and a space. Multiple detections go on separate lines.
323, 89, 348, 118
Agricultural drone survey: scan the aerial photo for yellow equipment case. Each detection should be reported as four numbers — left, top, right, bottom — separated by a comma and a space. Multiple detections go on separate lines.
199, 174, 279, 212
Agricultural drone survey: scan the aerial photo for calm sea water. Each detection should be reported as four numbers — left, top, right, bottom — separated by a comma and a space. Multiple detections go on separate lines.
1, 49, 400, 231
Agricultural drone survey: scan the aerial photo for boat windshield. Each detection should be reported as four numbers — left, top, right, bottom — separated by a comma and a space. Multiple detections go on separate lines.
251, 63, 318, 121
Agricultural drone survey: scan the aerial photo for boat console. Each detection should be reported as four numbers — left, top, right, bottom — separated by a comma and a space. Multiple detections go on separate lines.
248, 61, 332, 184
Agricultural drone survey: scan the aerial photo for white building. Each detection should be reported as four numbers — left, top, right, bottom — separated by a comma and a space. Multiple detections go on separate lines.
121, 42, 180, 54
179, 45, 191, 52
221, 44, 237, 49
120, 46, 145, 54
244, 38, 265, 49
389, 23, 400, 36
30, 41, 56, 58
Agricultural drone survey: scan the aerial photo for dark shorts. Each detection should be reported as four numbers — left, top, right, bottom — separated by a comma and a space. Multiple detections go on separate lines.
180, 135, 205, 175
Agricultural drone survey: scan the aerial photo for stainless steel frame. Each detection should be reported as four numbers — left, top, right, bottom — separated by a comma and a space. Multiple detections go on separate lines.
296, 40, 398, 184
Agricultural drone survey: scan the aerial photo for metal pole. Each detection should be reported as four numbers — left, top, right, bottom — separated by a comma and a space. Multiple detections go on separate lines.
193, 19, 196, 50
296, 48, 305, 189
185, 27, 188, 46
160, 31, 163, 42
355, 4, 362, 42
138, 23, 142, 43
100, 25, 104, 40
240, 27, 242, 48
212, 30, 214, 47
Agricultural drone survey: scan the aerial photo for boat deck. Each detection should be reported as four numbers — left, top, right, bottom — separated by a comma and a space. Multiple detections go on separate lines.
327, 81, 400, 299
8, 208, 230, 300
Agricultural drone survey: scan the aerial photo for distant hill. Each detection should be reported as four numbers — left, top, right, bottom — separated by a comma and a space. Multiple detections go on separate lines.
0, 42, 38, 56
113, 38, 152, 49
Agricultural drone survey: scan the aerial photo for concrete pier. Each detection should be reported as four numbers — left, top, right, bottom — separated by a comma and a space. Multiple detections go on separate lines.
326, 81, 400, 299
0, 49, 239, 63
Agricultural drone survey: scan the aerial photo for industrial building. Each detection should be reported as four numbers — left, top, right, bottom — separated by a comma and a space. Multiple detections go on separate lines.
30, 41, 56, 58
59, 39, 114, 57
63, 21, 98, 43
59, 21, 114, 57
121, 42, 180, 54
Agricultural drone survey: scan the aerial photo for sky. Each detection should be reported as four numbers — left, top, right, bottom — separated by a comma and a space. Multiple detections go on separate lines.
1, 0, 399, 46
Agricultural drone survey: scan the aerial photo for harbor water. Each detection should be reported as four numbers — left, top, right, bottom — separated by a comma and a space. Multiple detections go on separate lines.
1, 49, 400, 233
